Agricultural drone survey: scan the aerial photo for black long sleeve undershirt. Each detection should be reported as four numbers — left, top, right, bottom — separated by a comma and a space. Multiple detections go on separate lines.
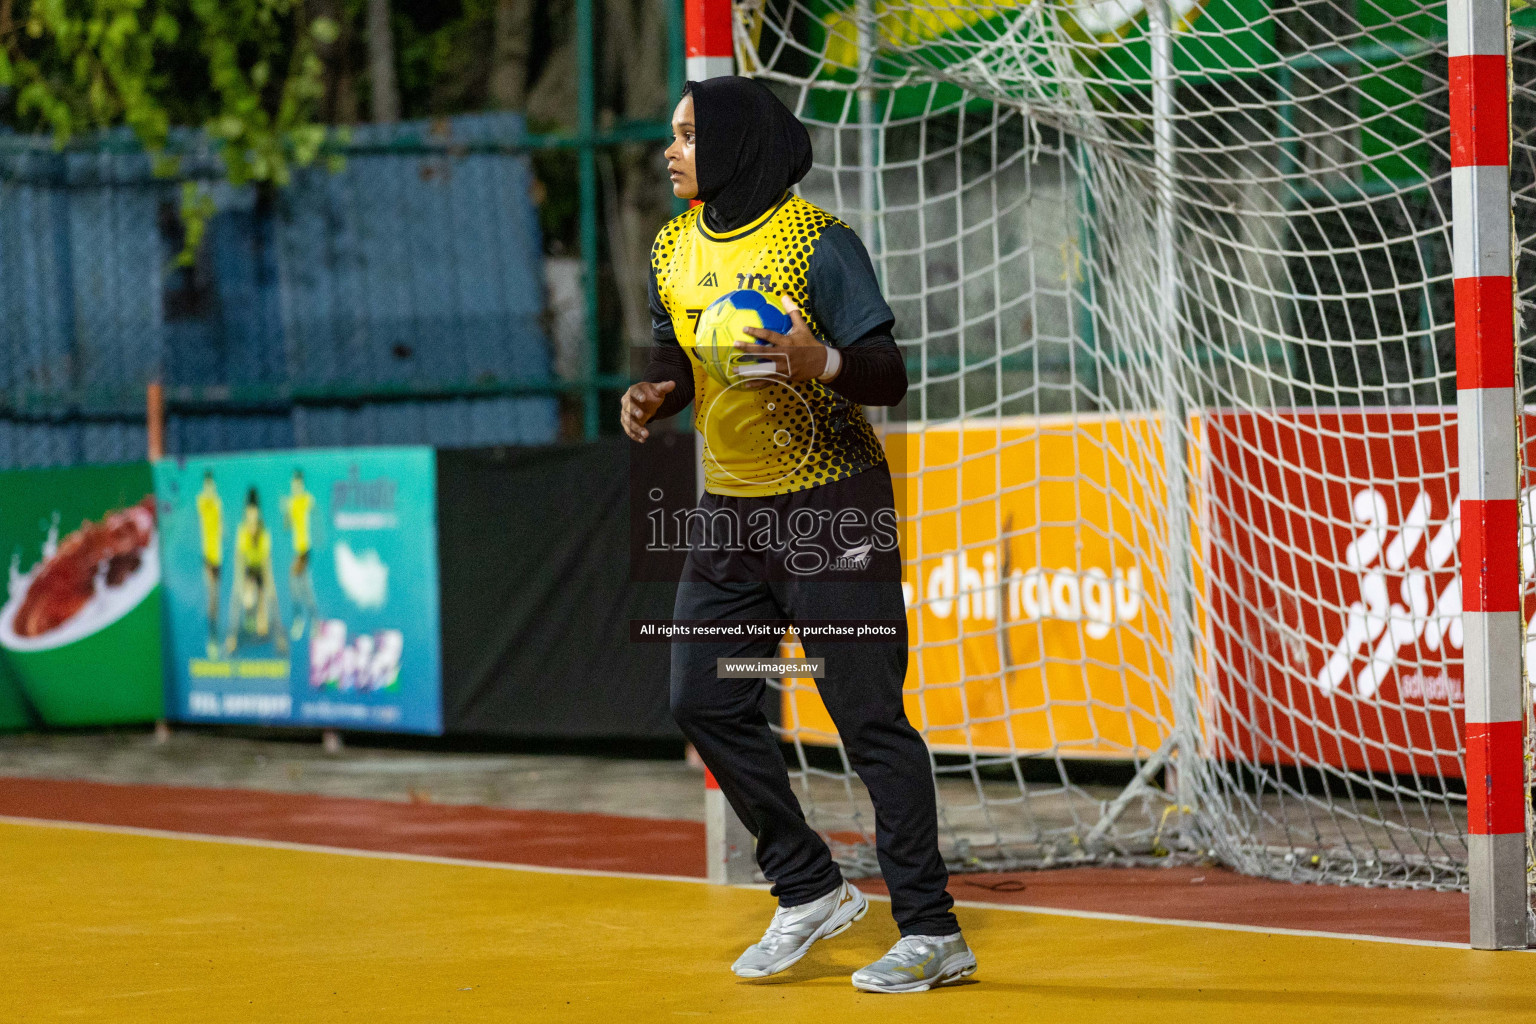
824, 328, 907, 407
643, 339, 695, 421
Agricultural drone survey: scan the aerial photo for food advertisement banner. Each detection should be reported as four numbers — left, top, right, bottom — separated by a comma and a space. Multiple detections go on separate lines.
0, 462, 164, 727
782, 415, 1185, 758
155, 448, 443, 734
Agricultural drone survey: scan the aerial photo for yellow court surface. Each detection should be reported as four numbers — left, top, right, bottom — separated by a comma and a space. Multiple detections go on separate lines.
3, 819, 1534, 1024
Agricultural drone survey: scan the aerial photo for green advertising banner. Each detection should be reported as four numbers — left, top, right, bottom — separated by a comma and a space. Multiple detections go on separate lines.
0, 462, 165, 727
0, 651, 30, 730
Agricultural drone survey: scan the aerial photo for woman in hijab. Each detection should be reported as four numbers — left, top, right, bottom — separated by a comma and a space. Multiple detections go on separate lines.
621, 77, 975, 994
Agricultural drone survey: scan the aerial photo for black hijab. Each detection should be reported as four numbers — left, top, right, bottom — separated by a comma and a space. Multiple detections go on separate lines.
686, 76, 813, 234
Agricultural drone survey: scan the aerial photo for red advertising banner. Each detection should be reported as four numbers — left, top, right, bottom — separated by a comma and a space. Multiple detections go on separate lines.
1204, 409, 1483, 778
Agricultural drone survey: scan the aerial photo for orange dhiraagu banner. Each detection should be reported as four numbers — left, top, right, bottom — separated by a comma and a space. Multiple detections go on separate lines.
782, 414, 1193, 758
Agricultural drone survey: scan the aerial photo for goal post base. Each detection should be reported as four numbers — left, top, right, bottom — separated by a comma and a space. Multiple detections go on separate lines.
1469, 833, 1530, 950
705, 770, 757, 885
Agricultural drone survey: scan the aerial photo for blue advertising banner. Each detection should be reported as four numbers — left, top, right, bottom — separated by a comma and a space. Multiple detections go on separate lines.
155, 448, 443, 734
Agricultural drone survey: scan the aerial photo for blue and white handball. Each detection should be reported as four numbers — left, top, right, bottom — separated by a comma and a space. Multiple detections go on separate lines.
692, 289, 793, 387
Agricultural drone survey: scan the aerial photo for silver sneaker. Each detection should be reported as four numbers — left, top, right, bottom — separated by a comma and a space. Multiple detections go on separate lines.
731, 880, 869, 978
851, 933, 977, 993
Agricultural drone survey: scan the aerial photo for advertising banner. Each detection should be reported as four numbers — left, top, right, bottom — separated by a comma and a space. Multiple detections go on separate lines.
0, 671, 28, 730
782, 415, 1183, 758
776, 407, 1526, 776
0, 462, 164, 726
1204, 409, 1473, 778
155, 448, 443, 734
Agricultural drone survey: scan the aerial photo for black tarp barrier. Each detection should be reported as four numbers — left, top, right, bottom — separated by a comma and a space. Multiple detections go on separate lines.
436, 433, 694, 738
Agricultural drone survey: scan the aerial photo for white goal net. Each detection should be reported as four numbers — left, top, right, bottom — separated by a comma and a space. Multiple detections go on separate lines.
738, 0, 1536, 891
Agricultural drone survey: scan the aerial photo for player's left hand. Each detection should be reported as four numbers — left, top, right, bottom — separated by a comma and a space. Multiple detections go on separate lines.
737, 295, 828, 388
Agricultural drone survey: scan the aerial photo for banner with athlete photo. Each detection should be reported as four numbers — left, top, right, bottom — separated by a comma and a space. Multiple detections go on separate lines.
0, 462, 164, 727
155, 448, 443, 734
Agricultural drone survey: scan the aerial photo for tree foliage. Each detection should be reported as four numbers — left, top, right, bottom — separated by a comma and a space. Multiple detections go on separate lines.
0, 0, 342, 257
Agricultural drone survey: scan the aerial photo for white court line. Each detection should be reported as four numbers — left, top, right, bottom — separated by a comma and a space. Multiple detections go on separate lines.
947, 896, 1477, 950
0, 814, 1490, 952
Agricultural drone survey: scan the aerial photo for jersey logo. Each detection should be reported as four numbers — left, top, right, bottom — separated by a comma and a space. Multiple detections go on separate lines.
736, 272, 775, 292
698, 272, 718, 287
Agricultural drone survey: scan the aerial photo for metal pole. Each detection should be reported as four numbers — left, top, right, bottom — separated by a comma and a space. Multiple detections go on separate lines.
146, 381, 164, 461
856, 0, 878, 255
1148, 0, 1197, 814
577, 0, 600, 440
666, 0, 690, 219
667, 0, 685, 109
148, 379, 169, 746
1450, 0, 1526, 950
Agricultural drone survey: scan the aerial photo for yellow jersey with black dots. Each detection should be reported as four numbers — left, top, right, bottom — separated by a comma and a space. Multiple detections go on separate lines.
648, 193, 893, 497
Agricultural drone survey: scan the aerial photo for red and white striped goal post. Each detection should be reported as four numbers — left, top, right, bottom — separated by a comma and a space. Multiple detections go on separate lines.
1450, 0, 1526, 951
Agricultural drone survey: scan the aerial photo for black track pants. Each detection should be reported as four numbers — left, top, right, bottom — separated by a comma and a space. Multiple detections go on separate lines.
667, 465, 958, 937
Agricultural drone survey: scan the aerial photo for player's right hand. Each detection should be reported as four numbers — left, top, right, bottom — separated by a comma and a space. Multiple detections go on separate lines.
621, 380, 675, 442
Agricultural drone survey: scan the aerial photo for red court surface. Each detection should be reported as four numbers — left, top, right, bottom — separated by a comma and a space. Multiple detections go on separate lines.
0, 775, 1467, 943
0, 775, 705, 877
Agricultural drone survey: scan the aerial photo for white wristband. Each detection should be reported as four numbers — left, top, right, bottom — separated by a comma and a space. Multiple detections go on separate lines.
817, 345, 842, 382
